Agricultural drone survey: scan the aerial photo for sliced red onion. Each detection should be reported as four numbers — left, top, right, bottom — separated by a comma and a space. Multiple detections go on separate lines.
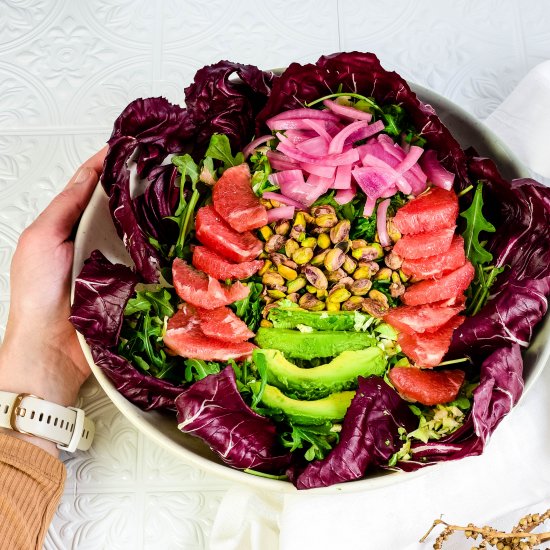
284, 129, 316, 144
296, 136, 329, 156
333, 164, 352, 189
243, 135, 274, 159
329, 121, 373, 154
267, 108, 341, 123
343, 122, 386, 150
262, 192, 305, 209
266, 150, 298, 171
267, 205, 295, 222
303, 118, 333, 142
334, 186, 356, 205
323, 99, 373, 122
420, 150, 455, 191
277, 141, 359, 166
267, 118, 337, 131
352, 166, 395, 198
377, 199, 391, 247
363, 195, 377, 217
396, 145, 424, 173
301, 162, 336, 178
360, 155, 412, 195
267, 169, 304, 187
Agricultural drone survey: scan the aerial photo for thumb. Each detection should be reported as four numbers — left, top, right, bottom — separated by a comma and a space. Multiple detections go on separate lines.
31, 147, 107, 242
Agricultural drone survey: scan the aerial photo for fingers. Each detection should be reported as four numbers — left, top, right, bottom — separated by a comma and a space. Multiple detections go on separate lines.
31, 147, 108, 242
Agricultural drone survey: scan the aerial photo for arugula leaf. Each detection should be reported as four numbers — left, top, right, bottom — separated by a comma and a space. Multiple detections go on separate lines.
249, 148, 276, 196
205, 133, 244, 169
460, 182, 496, 265
184, 359, 221, 383
280, 421, 339, 461
230, 281, 264, 332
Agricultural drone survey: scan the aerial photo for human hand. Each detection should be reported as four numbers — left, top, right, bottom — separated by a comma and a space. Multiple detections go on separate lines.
0, 148, 107, 454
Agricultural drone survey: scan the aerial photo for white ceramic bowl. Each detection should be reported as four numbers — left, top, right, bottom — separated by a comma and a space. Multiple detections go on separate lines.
72, 83, 550, 493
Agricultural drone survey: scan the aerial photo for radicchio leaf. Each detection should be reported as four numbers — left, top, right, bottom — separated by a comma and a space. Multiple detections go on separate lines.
175, 367, 291, 472
289, 376, 415, 489
70, 249, 138, 348
91, 346, 181, 411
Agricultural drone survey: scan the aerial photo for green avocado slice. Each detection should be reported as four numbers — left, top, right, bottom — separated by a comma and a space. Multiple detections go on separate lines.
254, 328, 377, 360
254, 348, 386, 400
253, 382, 355, 425
267, 308, 358, 331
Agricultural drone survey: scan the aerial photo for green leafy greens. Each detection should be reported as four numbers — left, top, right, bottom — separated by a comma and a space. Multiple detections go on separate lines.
460, 182, 505, 315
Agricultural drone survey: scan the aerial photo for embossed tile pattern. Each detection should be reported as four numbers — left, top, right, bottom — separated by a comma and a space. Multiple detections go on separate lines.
0, 1, 549, 548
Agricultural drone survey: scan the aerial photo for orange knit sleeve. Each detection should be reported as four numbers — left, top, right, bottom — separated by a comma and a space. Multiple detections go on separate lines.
0, 433, 66, 550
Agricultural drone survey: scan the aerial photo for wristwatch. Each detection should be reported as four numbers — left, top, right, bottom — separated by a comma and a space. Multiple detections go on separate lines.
0, 391, 95, 452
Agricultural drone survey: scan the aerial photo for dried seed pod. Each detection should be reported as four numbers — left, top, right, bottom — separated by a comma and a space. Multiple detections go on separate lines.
316, 288, 328, 299
315, 213, 339, 228
311, 204, 336, 217
350, 278, 373, 296
327, 268, 346, 282
311, 226, 330, 235
330, 219, 351, 243
317, 233, 331, 249
339, 276, 355, 288
306, 284, 317, 293
287, 276, 307, 293
303, 211, 315, 224
311, 250, 328, 266
259, 225, 273, 241
285, 238, 300, 258
324, 248, 346, 272
391, 271, 401, 284
282, 258, 298, 270
299, 293, 325, 311
342, 255, 357, 274
274, 219, 291, 236
259, 198, 272, 209
368, 289, 389, 309
290, 217, 306, 239
385, 252, 403, 270
327, 287, 351, 303
278, 264, 298, 281
335, 240, 351, 254
398, 269, 409, 282
342, 296, 364, 311
262, 271, 285, 287
375, 267, 393, 282
258, 260, 272, 276
265, 234, 286, 253
358, 260, 380, 276
267, 289, 286, 299
361, 297, 387, 317
353, 266, 372, 280
304, 265, 328, 290
352, 243, 384, 261
389, 282, 406, 298
270, 199, 281, 208
326, 301, 341, 312
292, 247, 314, 265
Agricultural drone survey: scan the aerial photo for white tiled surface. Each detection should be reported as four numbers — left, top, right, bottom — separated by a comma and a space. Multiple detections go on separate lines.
0, 1, 549, 548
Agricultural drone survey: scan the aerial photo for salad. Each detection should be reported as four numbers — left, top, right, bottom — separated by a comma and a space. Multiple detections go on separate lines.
71, 52, 550, 489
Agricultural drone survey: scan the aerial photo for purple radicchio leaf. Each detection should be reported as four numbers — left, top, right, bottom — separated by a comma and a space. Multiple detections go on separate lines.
91, 346, 181, 411
184, 60, 273, 154
256, 51, 469, 187
101, 97, 194, 282
175, 367, 291, 473
70, 249, 138, 348
288, 376, 415, 489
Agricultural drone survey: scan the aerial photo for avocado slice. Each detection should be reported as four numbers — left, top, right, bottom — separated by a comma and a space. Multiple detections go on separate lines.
254, 348, 386, 400
254, 328, 377, 360
254, 382, 355, 425
267, 308, 358, 331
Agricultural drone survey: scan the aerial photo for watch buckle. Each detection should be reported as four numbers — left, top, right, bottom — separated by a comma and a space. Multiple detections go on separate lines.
9, 393, 42, 435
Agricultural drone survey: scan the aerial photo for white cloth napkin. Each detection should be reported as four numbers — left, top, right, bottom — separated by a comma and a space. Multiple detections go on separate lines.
210, 62, 550, 550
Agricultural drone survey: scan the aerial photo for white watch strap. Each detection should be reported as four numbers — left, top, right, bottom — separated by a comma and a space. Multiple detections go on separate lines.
0, 391, 94, 452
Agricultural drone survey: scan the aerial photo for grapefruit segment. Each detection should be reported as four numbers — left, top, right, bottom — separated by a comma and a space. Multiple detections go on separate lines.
389, 367, 465, 406
393, 187, 459, 235
402, 261, 475, 306
213, 164, 268, 232
195, 204, 263, 263
384, 304, 464, 335
192, 246, 263, 280
393, 227, 455, 260
402, 235, 466, 280
172, 258, 250, 310
196, 306, 255, 343
397, 316, 465, 367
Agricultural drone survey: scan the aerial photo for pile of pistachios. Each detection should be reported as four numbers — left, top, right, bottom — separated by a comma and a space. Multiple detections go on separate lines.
257, 201, 409, 322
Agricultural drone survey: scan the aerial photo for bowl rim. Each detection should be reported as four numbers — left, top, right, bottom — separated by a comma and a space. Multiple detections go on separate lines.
72, 78, 545, 494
